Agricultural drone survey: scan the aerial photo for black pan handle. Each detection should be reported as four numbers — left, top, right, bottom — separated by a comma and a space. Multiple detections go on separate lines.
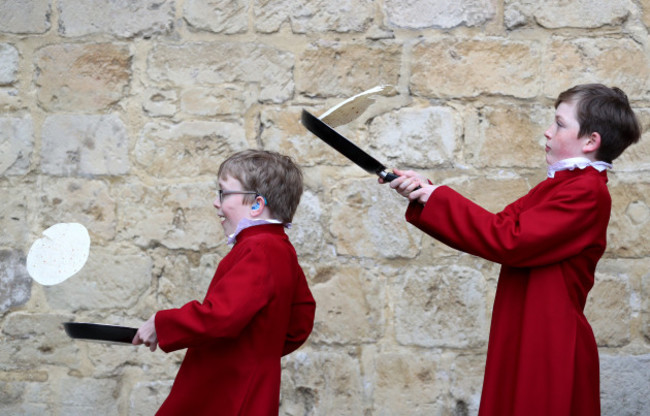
379, 171, 422, 190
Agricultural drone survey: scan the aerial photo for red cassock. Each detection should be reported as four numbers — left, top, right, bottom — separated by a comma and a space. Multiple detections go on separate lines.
154, 224, 316, 415
406, 167, 610, 416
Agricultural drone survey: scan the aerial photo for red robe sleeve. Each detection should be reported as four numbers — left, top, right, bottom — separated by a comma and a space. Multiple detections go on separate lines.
406, 175, 610, 268
155, 245, 273, 353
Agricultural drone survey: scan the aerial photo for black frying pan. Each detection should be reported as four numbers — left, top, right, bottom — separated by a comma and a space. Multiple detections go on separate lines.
301, 109, 398, 182
63, 322, 137, 345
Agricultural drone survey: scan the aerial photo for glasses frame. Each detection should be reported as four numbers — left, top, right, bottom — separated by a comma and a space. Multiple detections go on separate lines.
217, 190, 259, 204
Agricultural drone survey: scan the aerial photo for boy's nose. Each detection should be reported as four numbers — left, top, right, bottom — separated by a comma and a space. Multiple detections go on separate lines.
212, 197, 220, 208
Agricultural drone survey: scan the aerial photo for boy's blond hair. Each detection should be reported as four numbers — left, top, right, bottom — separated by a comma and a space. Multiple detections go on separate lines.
218, 150, 303, 223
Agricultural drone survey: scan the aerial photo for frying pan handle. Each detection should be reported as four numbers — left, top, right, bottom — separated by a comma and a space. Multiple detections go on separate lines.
379, 171, 422, 190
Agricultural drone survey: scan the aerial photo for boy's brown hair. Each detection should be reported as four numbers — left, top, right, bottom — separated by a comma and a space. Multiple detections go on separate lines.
555, 83, 642, 163
218, 149, 303, 223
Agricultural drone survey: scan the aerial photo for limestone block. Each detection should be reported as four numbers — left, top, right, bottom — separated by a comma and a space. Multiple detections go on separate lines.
0, 44, 19, 85
1, 313, 79, 370
287, 191, 328, 260
309, 266, 385, 344
0, 380, 48, 415
180, 85, 255, 116
41, 114, 130, 177
184, 0, 247, 34
505, 0, 632, 29
154, 251, 217, 309
0, 87, 20, 111
296, 41, 401, 98
466, 104, 550, 169
643, 266, 650, 342
368, 105, 459, 169
329, 179, 422, 258
411, 39, 541, 99
585, 262, 631, 347
0, 185, 30, 249
0, 249, 31, 312
0, 115, 33, 175
35, 44, 132, 112
129, 380, 173, 416
385, 0, 496, 29
58, 0, 174, 38
259, 106, 357, 168
135, 120, 247, 178
608, 181, 650, 257
34, 177, 117, 242
371, 351, 448, 415
600, 354, 650, 416
0, 0, 50, 34
254, 0, 374, 34
644, 0, 650, 28
392, 265, 489, 348
617, 108, 650, 172
447, 353, 485, 415
56, 376, 119, 416
543, 38, 650, 100
281, 348, 364, 415
115, 181, 222, 250
44, 248, 152, 311
142, 88, 178, 117
147, 43, 294, 103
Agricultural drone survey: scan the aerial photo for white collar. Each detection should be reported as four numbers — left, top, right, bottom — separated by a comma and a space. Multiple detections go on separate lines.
547, 157, 612, 178
227, 218, 290, 245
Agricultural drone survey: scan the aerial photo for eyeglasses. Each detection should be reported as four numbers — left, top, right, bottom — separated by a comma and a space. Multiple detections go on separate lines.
217, 190, 259, 204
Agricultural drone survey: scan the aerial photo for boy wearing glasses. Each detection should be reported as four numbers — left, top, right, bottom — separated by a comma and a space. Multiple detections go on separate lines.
133, 150, 316, 416
386, 84, 642, 415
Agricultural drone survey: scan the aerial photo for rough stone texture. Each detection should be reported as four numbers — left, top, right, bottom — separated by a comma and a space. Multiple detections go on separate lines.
385, 0, 496, 29
0, 0, 649, 414
0, 0, 51, 34
35, 43, 132, 112
58, 0, 175, 38
254, 0, 375, 34
0, 44, 19, 85
41, 114, 130, 176
0, 249, 31, 312
0, 115, 33, 175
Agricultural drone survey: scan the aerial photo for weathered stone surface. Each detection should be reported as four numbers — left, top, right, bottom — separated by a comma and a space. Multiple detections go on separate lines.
466, 103, 550, 169
135, 120, 247, 178
129, 381, 173, 416
0, 184, 29, 248
601, 354, 650, 416
254, 0, 374, 33
184, 0, 247, 34
393, 265, 489, 348
411, 39, 541, 98
35, 43, 132, 112
58, 0, 174, 38
617, 108, 650, 172
1, 313, 79, 370
56, 376, 120, 416
41, 114, 130, 177
309, 266, 385, 344
0, 115, 33, 175
608, 181, 650, 257
44, 248, 152, 311
0, 249, 31, 312
329, 179, 422, 258
0, 0, 50, 34
180, 85, 255, 116
505, 0, 632, 29
643, 0, 650, 28
34, 178, 117, 242
281, 347, 364, 415
147, 43, 294, 103
385, 0, 496, 29
115, 181, 222, 250
0, 44, 19, 85
287, 191, 328, 260
368, 105, 459, 169
542, 38, 650, 100
142, 88, 178, 118
296, 41, 401, 98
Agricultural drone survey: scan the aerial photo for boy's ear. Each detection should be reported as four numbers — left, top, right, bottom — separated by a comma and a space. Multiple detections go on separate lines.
250, 195, 266, 217
583, 132, 601, 154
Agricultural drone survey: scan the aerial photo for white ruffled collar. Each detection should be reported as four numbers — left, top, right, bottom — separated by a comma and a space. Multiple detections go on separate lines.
227, 218, 290, 245
547, 157, 612, 178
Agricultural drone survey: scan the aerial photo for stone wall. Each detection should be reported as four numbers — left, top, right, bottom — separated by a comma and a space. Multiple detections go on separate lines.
1, 0, 649, 415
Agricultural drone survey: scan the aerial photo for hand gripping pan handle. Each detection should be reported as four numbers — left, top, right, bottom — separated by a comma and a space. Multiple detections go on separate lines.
301, 109, 398, 182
